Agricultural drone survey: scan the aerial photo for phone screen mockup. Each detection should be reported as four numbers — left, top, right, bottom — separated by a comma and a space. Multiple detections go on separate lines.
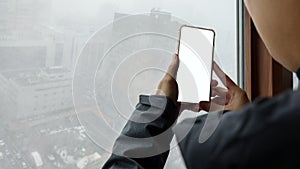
177, 25, 215, 103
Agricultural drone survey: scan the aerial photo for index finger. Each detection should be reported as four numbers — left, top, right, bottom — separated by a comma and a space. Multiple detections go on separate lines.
213, 62, 236, 89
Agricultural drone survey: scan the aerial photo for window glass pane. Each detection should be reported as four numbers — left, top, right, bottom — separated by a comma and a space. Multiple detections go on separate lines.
0, 0, 237, 168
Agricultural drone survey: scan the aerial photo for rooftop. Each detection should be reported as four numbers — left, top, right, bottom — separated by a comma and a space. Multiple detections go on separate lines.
1, 67, 72, 86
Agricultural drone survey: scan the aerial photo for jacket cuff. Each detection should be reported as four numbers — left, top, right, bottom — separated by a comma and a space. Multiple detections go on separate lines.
139, 95, 177, 109
139, 94, 179, 119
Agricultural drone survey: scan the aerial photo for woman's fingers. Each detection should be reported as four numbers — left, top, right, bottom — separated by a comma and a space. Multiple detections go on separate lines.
211, 96, 229, 105
210, 80, 220, 97
213, 62, 236, 89
178, 102, 201, 113
211, 87, 228, 98
211, 79, 218, 87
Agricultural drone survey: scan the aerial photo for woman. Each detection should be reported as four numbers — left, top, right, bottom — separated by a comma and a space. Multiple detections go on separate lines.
103, 0, 300, 168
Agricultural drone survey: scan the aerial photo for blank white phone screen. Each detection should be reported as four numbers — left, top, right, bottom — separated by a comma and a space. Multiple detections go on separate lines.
177, 26, 215, 103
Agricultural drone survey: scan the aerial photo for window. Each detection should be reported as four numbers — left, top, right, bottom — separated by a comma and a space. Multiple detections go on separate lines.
0, 0, 238, 168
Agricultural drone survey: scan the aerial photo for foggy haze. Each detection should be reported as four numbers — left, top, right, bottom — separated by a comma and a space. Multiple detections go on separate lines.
0, 0, 237, 168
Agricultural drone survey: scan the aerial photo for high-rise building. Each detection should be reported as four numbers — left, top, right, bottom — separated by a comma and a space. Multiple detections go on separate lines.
0, 67, 73, 119
0, 0, 16, 38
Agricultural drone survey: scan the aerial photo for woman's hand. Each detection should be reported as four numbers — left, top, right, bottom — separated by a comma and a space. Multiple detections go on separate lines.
156, 54, 201, 113
156, 54, 179, 105
200, 63, 250, 112
156, 54, 249, 113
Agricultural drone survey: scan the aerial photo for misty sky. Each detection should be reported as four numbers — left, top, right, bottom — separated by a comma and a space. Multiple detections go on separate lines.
0, 1, 237, 168
51, 0, 237, 79
52, 0, 235, 29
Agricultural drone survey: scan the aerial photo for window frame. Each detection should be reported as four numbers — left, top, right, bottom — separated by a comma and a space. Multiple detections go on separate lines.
237, 0, 245, 89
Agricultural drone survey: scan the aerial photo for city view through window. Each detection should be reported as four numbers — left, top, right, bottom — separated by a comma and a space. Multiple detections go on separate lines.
0, 0, 237, 168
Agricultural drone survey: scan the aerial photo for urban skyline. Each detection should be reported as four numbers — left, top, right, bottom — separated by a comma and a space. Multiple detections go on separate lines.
0, 3, 190, 167
0, 0, 239, 168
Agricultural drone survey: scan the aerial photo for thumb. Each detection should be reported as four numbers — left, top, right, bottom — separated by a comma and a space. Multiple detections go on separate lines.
166, 54, 179, 79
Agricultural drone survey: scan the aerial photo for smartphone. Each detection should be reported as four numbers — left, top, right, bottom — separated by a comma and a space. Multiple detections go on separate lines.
177, 25, 215, 103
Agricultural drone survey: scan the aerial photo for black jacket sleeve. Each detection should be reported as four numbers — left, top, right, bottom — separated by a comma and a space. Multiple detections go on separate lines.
102, 95, 179, 169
